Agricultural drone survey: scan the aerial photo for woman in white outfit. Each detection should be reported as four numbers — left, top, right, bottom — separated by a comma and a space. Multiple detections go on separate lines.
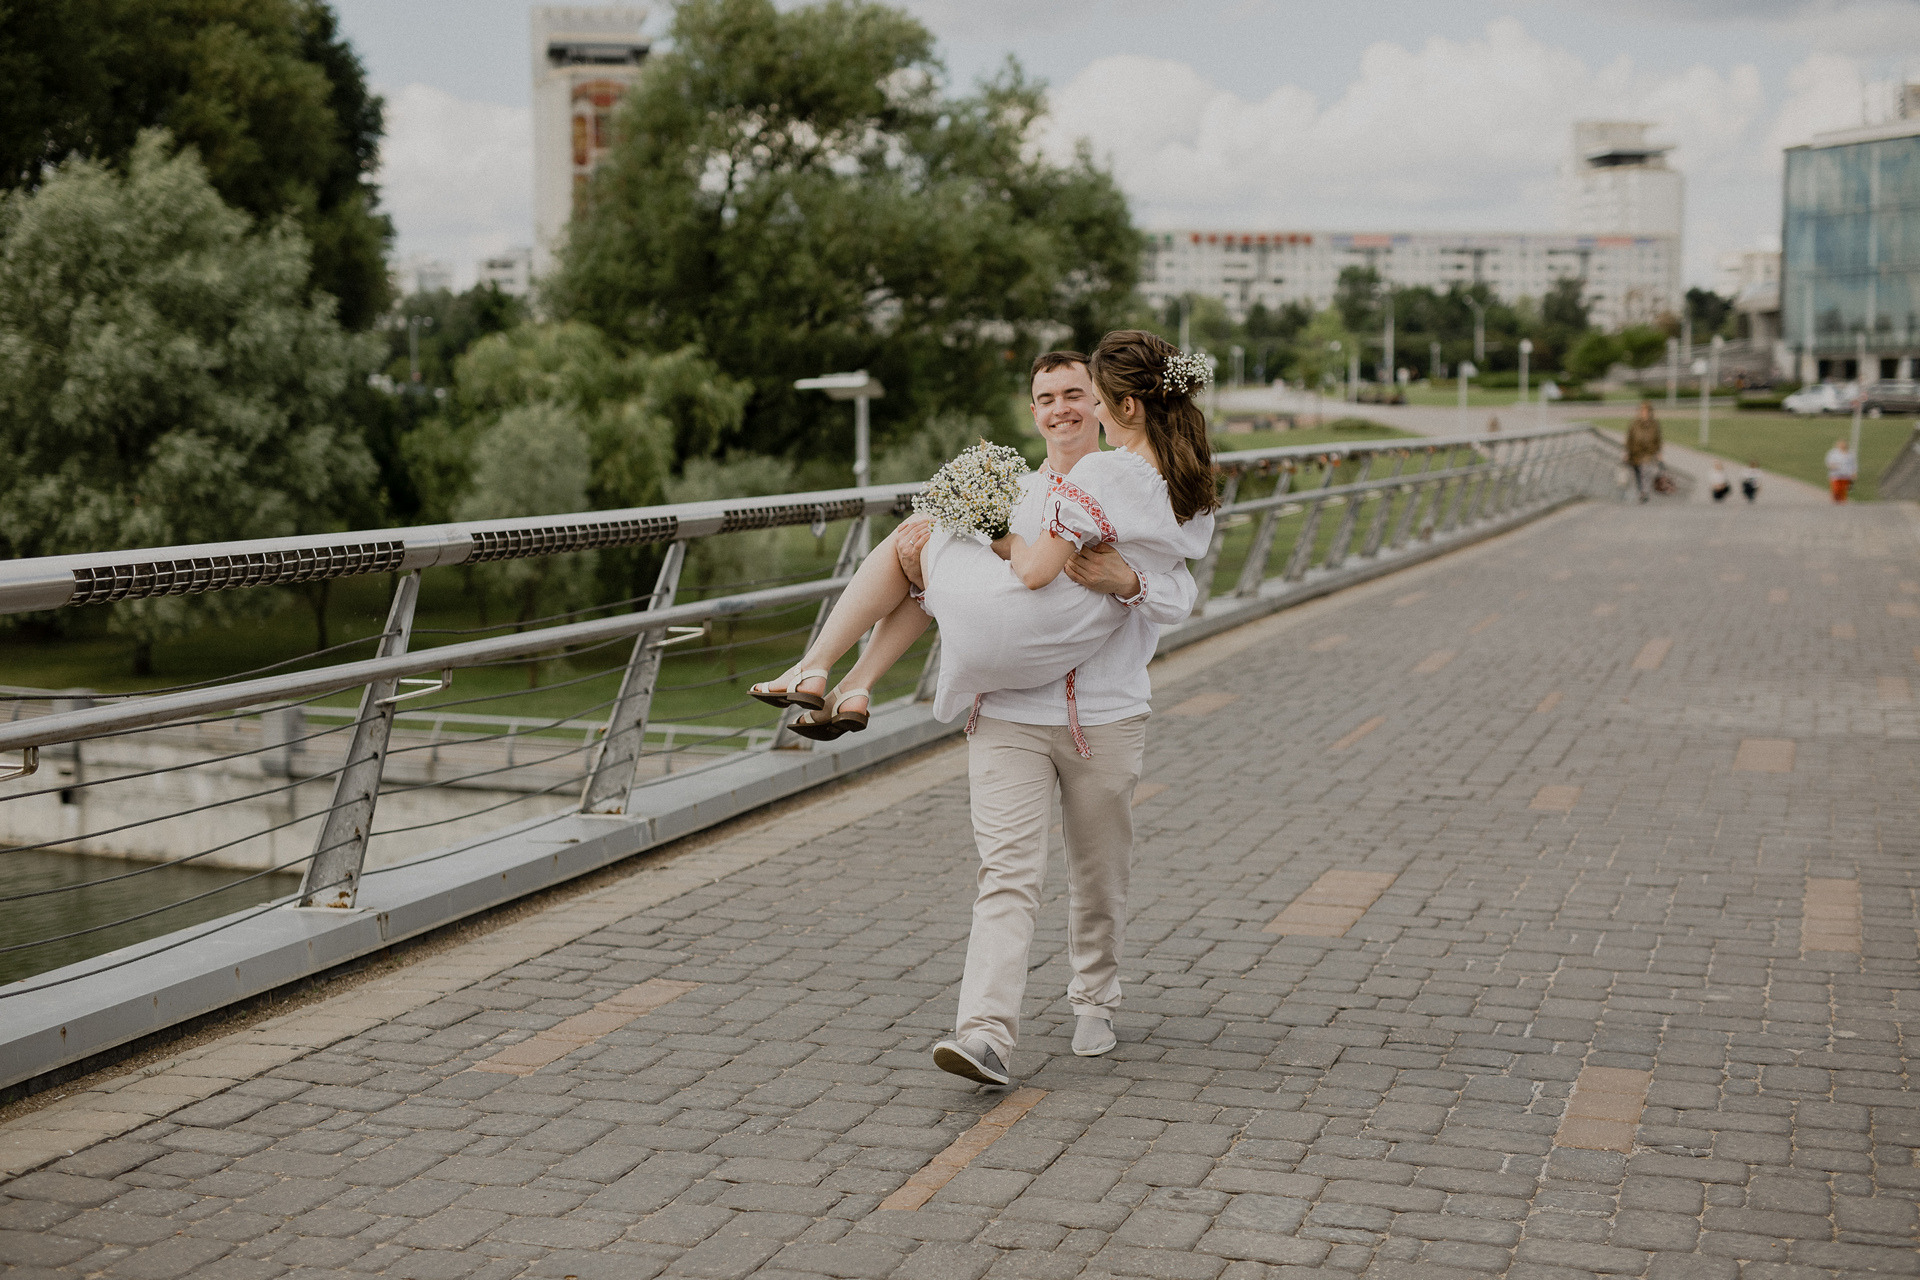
752, 330, 1218, 746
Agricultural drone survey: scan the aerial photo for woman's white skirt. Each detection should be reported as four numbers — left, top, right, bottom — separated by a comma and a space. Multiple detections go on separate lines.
920, 527, 1125, 722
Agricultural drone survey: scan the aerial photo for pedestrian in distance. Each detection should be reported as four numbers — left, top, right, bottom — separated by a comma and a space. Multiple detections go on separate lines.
1708, 460, 1731, 502
1625, 401, 1663, 503
1740, 462, 1761, 502
1825, 439, 1857, 503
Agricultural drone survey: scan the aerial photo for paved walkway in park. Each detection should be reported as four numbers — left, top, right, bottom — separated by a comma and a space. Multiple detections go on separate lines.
5, 497, 1920, 1280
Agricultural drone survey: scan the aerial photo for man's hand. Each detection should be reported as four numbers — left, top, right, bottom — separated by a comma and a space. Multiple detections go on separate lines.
1064, 542, 1140, 599
895, 517, 931, 589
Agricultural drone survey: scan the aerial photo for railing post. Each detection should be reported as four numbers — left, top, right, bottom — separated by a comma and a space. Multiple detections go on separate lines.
1438, 447, 1473, 534
299, 571, 420, 909
1324, 453, 1375, 568
1359, 450, 1410, 558
1282, 455, 1340, 582
912, 633, 942, 703
1390, 448, 1438, 549
1231, 465, 1292, 597
1467, 440, 1502, 524
1188, 470, 1241, 615
581, 540, 687, 814
775, 516, 868, 749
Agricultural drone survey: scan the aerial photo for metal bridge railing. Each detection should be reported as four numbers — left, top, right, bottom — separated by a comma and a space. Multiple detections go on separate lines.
0, 422, 1620, 992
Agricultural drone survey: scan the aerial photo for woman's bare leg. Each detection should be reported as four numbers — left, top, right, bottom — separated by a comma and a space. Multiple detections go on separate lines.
783, 526, 916, 696
829, 599, 932, 714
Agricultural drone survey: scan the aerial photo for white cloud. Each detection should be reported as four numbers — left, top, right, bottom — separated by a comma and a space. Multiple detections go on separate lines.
1041, 17, 1893, 289
375, 84, 532, 290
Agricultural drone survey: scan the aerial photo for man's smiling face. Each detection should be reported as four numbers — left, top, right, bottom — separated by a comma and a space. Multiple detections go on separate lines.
1030, 362, 1099, 458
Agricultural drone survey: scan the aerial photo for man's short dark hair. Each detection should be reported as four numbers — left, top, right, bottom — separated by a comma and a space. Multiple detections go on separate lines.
1030, 350, 1089, 385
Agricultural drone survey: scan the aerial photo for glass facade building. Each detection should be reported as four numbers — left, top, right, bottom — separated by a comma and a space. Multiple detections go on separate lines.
1783, 120, 1920, 381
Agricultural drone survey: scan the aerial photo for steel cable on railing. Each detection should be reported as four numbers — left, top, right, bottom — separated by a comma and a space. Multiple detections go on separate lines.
367, 766, 595, 840
0, 744, 372, 862
0, 804, 370, 948
0, 631, 403, 702
377, 695, 620, 764
0, 868, 357, 998
73, 688, 369, 744
654, 647, 816, 694
0, 703, 368, 805
407, 565, 836, 640
376, 710, 614, 794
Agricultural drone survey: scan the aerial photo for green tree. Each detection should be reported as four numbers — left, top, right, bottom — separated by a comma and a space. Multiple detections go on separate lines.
0, 132, 381, 670
1287, 307, 1359, 388
550, 0, 1139, 464
385, 284, 530, 390
1563, 331, 1621, 382
1685, 286, 1734, 338
0, 0, 393, 328
1616, 324, 1670, 369
455, 403, 597, 683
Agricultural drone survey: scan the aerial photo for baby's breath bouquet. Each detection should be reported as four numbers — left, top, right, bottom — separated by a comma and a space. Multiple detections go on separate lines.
911, 441, 1031, 541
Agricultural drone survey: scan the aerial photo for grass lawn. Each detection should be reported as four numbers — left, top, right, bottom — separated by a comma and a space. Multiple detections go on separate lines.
1213, 421, 1413, 453
1591, 410, 1917, 502
1398, 383, 1635, 410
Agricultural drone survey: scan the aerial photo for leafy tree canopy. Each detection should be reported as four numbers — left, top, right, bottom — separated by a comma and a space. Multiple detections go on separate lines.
549, 0, 1140, 463
385, 285, 530, 390
0, 0, 392, 327
0, 132, 381, 668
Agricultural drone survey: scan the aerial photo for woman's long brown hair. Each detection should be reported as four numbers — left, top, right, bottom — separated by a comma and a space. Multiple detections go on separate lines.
1089, 330, 1220, 523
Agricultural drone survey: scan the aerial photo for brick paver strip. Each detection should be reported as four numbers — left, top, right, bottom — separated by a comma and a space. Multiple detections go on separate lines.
470, 978, 697, 1075
1469, 612, 1499, 634
8, 499, 1920, 1280
1556, 1066, 1652, 1152
1531, 783, 1581, 811
1890, 600, 1920, 617
1879, 675, 1911, 702
1167, 691, 1238, 716
1306, 632, 1348, 651
1130, 781, 1168, 806
875, 1088, 1046, 1211
1802, 877, 1863, 953
1631, 636, 1672, 669
1833, 621, 1858, 639
1411, 648, 1457, 674
1328, 715, 1386, 751
1263, 869, 1396, 936
1534, 689, 1562, 713
1733, 736, 1795, 773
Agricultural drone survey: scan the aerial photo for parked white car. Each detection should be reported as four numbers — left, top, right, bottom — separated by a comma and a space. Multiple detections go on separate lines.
1783, 382, 1856, 415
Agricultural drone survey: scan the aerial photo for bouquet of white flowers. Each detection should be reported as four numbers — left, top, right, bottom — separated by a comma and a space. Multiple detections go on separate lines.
911, 441, 1031, 541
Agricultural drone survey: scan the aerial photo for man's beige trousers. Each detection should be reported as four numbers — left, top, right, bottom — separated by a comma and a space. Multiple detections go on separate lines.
956, 713, 1148, 1066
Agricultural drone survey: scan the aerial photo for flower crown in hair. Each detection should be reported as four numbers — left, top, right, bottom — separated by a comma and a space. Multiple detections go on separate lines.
1161, 350, 1214, 397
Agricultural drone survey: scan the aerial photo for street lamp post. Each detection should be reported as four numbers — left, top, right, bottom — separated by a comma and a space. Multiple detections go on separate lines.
1851, 331, 1868, 465
1666, 337, 1679, 407
1693, 357, 1710, 445
1465, 296, 1486, 366
1381, 285, 1394, 390
1457, 360, 1477, 433
1518, 338, 1533, 409
794, 371, 886, 555
1429, 340, 1442, 383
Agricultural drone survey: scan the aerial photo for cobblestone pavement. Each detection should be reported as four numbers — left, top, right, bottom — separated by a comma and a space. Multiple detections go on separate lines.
4, 499, 1919, 1280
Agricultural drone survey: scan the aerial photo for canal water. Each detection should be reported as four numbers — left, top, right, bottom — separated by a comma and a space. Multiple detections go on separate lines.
0, 849, 300, 987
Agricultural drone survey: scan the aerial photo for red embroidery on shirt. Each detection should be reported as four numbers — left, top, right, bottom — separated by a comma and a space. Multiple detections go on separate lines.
1047, 473, 1117, 544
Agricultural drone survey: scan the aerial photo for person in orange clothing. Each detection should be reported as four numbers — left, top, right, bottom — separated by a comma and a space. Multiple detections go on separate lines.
1825, 439, 1857, 502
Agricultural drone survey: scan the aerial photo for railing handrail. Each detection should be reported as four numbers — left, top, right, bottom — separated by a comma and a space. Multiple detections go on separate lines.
0, 424, 1595, 618
0, 576, 848, 753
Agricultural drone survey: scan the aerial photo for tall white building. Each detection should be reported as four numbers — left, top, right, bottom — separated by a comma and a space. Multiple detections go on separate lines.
391, 253, 455, 298
1559, 122, 1684, 240
477, 247, 535, 298
1140, 123, 1684, 334
531, 6, 650, 277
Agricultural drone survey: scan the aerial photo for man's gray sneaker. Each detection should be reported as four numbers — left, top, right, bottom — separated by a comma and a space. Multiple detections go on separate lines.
1072, 1016, 1116, 1057
932, 1038, 1010, 1085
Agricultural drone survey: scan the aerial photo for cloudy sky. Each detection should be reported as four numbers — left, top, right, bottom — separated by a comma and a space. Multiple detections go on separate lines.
334, 0, 1920, 293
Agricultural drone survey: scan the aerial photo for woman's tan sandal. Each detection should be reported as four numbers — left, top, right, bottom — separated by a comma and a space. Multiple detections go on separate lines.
749, 667, 828, 710
787, 688, 871, 742
829, 687, 871, 734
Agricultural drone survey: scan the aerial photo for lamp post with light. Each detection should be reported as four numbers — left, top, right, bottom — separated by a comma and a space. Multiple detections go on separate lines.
1457, 360, 1477, 433
794, 371, 885, 555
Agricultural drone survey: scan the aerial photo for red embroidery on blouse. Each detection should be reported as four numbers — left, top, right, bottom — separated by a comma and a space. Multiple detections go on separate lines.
1047, 473, 1118, 545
